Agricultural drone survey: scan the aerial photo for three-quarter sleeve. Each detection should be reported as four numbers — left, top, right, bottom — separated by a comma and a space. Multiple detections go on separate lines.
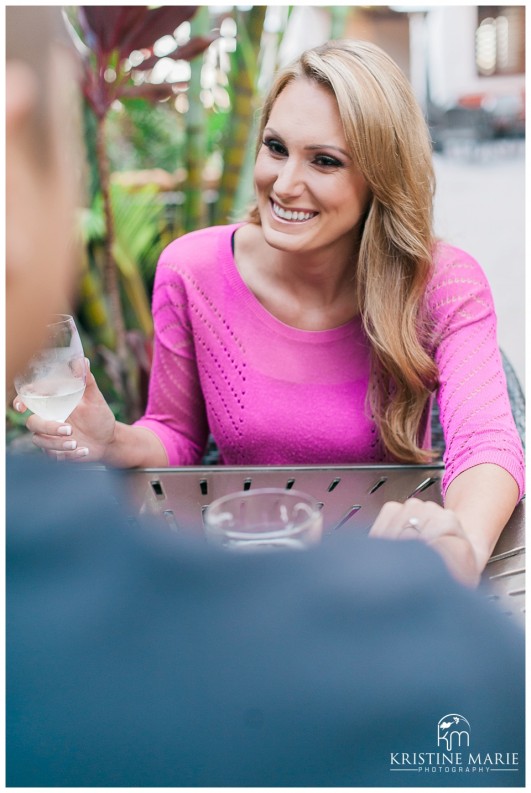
427, 245, 524, 499
133, 251, 209, 465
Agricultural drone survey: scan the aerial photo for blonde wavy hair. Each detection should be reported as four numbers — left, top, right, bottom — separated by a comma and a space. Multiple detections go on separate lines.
247, 39, 438, 463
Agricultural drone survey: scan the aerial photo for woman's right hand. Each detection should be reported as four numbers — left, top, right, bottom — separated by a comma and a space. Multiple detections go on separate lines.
14, 362, 117, 463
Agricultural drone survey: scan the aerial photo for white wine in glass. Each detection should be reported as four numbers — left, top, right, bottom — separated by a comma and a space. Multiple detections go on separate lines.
14, 314, 87, 422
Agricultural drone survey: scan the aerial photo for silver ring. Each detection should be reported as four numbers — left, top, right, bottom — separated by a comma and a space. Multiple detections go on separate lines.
402, 517, 421, 533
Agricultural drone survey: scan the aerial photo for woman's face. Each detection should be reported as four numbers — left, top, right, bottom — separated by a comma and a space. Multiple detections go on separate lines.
254, 78, 371, 260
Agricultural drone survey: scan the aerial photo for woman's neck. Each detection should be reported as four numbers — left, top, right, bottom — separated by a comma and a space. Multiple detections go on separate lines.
234, 223, 360, 330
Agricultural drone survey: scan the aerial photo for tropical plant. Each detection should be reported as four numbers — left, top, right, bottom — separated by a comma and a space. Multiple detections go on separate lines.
213, 6, 266, 226
79, 180, 172, 416
106, 97, 186, 173
72, 5, 217, 419
182, 6, 210, 233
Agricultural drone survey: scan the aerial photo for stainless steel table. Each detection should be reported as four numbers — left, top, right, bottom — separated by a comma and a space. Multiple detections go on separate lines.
123, 463, 525, 625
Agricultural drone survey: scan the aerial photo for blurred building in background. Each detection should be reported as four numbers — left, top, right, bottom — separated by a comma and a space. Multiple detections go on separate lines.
279, 5, 525, 145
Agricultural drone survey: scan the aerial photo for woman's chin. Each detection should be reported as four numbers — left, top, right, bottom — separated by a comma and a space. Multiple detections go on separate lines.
261, 226, 311, 254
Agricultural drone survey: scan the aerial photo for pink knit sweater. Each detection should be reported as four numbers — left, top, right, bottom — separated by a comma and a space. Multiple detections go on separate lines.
135, 224, 524, 498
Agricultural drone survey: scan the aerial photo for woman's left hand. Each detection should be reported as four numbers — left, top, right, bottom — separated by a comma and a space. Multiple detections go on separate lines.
369, 498, 480, 588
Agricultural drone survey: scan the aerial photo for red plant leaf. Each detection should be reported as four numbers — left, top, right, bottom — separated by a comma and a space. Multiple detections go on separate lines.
119, 7, 198, 56
130, 34, 217, 71
81, 60, 110, 118
79, 6, 148, 54
119, 83, 186, 102
77, 6, 207, 117
127, 53, 160, 72
172, 33, 219, 61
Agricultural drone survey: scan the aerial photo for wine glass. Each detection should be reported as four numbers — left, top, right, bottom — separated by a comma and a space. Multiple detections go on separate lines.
203, 488, 323, 552
14, 314, 87, 422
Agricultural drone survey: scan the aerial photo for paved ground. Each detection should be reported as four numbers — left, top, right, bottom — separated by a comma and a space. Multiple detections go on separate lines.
432, 141, 525, 389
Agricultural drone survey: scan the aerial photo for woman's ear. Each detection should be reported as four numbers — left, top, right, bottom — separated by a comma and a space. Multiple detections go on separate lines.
6, 60, 41, 283
6, 60, 38, 130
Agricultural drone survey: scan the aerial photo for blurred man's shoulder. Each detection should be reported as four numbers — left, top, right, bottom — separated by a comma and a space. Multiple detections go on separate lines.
6, 454, 128, 540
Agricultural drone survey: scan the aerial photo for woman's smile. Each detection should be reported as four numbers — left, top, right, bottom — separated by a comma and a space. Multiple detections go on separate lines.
270, 199, 318, 224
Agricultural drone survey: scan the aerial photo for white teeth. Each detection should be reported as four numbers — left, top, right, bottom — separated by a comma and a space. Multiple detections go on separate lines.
272, 202, 316, 222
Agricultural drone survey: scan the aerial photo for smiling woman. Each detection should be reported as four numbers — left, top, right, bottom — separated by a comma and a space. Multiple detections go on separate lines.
253, 80, 370, 262
245, 40, 436, 463
19, 39, 524, 587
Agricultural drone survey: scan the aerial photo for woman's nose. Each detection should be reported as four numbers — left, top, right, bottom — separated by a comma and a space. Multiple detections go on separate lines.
274, 158, 305, 198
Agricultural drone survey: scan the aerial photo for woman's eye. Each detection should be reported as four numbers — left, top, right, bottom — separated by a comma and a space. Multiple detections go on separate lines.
263, 138, 287, 156
314, 154, 343, 168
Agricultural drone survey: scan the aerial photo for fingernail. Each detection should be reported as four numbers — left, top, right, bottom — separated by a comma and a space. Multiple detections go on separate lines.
63, 440, 77, 450
58, 425, 72, 436
76, 447, 89, 457
14, 402, 23, 412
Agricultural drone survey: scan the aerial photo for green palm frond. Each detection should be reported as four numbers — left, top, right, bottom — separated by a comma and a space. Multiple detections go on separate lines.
80, 183, 166, 337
